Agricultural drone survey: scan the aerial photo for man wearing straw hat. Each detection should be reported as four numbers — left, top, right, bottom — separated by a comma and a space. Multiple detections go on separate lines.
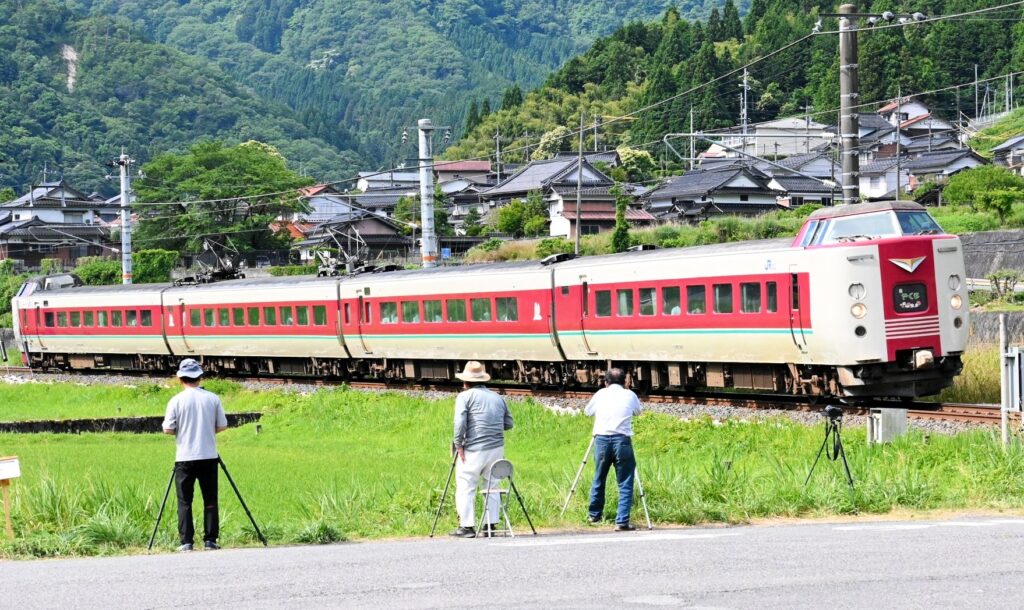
450, 361, 514, 538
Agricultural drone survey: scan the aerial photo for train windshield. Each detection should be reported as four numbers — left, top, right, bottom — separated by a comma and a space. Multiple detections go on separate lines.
811, 210, 944, 245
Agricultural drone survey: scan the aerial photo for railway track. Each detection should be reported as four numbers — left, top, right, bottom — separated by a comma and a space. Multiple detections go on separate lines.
1, 367, 1008, 426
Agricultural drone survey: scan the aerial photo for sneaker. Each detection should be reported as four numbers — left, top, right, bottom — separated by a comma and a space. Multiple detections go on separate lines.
176, 543, 194, 552
204, 541, 221, 550
448, 526, 476, 538
587, 515, 603, 525
614, 523, 637, 532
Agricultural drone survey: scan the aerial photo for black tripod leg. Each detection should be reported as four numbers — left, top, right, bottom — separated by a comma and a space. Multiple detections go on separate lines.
218, 458, 268, 547
509, 480, 537, 535
429, 454, 458, 538
836, 438, 855, 488
804, 430, 830, 486
148, 467, 175, 551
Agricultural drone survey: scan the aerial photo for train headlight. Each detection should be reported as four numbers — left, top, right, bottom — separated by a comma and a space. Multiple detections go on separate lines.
848, 283, 866, 300
948, 274, 962, 291
850, 303, 868, 319
950, 294, 963, 310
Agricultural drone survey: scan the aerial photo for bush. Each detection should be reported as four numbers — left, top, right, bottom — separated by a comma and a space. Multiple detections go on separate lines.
40, 259, 63, 275
477, 238, 504, 252
133, 249, 179, 283
536, 237, 574, 258
72, 259, 121, 286
268, 265, 318, 277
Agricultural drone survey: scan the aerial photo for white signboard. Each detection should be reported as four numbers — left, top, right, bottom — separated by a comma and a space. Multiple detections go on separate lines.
0, 456, 20, 480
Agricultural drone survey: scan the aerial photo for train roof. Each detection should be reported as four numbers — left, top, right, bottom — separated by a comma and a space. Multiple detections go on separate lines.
807, 200, 925, 221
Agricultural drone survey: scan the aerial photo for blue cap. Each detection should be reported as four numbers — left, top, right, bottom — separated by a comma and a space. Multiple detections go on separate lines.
176, 358, 204, 378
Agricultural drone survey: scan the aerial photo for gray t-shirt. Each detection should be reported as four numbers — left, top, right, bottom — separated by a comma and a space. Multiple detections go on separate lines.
162, 387, 227, 462
453, 386, 513, 451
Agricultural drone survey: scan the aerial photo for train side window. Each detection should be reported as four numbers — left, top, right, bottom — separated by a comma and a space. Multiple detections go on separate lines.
280, 306, 294, 325
767, 282, 778, 313
127, 310, 138, 327
296, 306, 310, 326
56, 312, 67, 327
471, 298, 492, 322
616, 289, 634, 317
401, 301, 421, 323
70, 311, 81, 327
313, 305, 328, 326
84, 311, 94, 327
111, 310, 123, 327
447, 299, 466, 322
45, 312, 55, 327
791, 275, 800, 310
799, 220, 819, 247
424, 300, 443, 323
639, 288, 656, 316
216, 308, 228, 327
687, 286, 706, 314
141, 310, 153, 327
189, 309, 199, 327
662, 287, 681, 315
380, 302, 398, 324
97, 311, 108, 327
741, 283, 761, 313
204, 308, 215, 327
595, 290, 612, 317
343, 303, 350, 325
496, 297, 518, 322
248, 307, 260, 326
713, 284, 733, 314
233, 308, 246, 326
263, 307, 277, 326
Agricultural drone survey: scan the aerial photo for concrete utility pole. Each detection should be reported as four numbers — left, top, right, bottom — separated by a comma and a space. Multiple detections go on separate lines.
115, 152, 133, 285
593, 115, 600, 152
740, 68, 749, 156
838, 4, 861, 204
689, 107, 695, 171
895, 88, 902, 199
575, 112, 584, 255
417, 119, 439, 268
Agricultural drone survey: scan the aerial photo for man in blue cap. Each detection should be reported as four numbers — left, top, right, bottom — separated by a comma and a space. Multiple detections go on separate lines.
162, 359, 228, 552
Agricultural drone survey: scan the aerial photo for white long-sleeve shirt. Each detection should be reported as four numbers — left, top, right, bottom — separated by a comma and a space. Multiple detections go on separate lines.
584, 384, 642, 436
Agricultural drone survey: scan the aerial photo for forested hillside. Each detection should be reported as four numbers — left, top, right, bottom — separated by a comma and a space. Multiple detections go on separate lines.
0, 2, 361, 196
445, 0, 1024, 164
70, 0, 713, 164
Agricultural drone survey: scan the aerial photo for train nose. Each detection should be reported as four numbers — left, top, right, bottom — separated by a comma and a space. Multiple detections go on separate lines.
913, 349, 935, 369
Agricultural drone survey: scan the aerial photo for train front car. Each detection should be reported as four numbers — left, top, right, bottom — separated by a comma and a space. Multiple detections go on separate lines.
796, 200, 967, 398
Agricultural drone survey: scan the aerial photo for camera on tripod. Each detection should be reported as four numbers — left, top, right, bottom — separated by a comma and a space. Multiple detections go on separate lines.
824, 405, 843, 420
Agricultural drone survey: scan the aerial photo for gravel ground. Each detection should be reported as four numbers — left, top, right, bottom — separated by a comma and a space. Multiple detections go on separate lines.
0, 368, 987, 435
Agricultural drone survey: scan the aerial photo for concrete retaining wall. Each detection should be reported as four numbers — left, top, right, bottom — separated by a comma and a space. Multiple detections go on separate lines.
968, 311, 1024, 346
961, 231, 1024, 279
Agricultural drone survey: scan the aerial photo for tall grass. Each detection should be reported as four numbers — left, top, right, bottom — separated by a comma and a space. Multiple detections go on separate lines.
936, 344, 999, 404
2, 386, 1024, 558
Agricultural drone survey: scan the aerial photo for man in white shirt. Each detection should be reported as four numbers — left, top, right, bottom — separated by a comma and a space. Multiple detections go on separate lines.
584, 367, 642, 531
162, 359, 228, 552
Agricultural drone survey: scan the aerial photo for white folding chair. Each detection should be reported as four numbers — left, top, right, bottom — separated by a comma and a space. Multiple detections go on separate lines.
476, 459, 537, 538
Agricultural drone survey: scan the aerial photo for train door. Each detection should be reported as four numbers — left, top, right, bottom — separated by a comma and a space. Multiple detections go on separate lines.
788, 269, 808, 352
178, 299, 195, 353
579, 279, 598, 356
356, 295, 371, 354
33, 305, 46, 350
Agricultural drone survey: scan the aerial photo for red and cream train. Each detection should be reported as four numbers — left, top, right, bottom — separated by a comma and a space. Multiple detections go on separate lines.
11, 201, 968, 399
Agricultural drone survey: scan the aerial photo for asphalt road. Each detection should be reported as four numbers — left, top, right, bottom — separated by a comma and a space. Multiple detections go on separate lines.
4, 516, 1024, 609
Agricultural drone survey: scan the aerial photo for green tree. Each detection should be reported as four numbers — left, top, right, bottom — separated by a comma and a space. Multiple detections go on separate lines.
532, 126, 572, 160
943, 166, 1024, 207
707, 8, 723, 42
617, 147, 657, 182
462, 207, 484, 236
464, 100, 480, 133
394, 194, 452, 237
133, 249, 179, 283
497, 190, 547, 237
481, 99, 492, 117
610, 184, 631, 253
976, 189, 1022, 223
722, 0, 743, 42
0, 187, 14, 202
134, 141, 313, 254
501, 85, 524, 110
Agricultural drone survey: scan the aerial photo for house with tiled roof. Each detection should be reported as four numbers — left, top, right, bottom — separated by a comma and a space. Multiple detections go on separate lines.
992, 135, 1024, 175
435, 160, 491, 183
547, 184, 654, 239
858, 158, 910, 200
905, 149, 988, 189
767, 176, 837, 207
0, 215, 111, 268
1, 179, 117, 225
642, 168, 779, 221
356, 170, 419, 192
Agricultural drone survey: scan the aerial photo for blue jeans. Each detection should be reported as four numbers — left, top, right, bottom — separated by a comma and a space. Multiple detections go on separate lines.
588, 434, 635, 525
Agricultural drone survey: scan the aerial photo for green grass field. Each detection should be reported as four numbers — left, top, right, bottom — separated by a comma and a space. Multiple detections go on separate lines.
2, 382, 1024, 559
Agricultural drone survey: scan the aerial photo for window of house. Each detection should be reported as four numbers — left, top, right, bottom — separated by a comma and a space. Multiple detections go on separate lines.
767, 282, 778, 313
687, 286, 706, 314
204, 308, 215, 327
70, 312, 81, 327
44, 312, 54, 327
280, 306, 294, 325
219, 308, 231, 327
424, 300, 443, 323
714, 284, 734, 314
263, 307, 277, 326
639, 288, 656, 316
401, 301, 420, 323
297, 306, 310, 326
233, 308, 246, 326
447, 299, 466, 322
84, 311, 94, 327
127, 310, 138, 327
190, 309, 201, 327
313, 305, 328, 325
739, 194, 749, 202
470, 298, 492, 322
248, 307, 261, 326
662, 287, 681, 315
496, 297, 518, 322
580, 223, 601, 235
595, 290, 612, 317
617, 289, 634, 316
380, 302, 398, 324
97, 311, 108, 327
741, 283, 761, 313
111, 310, 123, 327
141, 310, 153, 327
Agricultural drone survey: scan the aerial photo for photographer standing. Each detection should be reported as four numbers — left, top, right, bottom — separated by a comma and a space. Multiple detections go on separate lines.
584, 368, 642, 531
162, 359, 227, 552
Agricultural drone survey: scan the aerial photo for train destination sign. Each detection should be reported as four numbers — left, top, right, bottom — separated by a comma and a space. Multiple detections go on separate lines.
894, 283, 928, 313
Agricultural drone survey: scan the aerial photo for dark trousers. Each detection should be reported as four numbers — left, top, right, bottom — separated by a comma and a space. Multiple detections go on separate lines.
175, 458, 219, 545
588, 434, 636, 525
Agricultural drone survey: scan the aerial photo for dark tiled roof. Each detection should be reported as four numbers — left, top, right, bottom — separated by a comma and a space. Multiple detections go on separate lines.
904, 149, 986, 173
646, 169, 770, 200
770, 176, 835, 193
859, 158, 900, 175
992, 135, 1024, 152
485, 158, 612, 196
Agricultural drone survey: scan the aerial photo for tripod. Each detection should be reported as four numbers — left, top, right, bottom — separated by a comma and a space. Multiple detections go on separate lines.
428, 453, 458, 538
148, 457, 268, 550
804, 406, 855, 489
561, 436, 652, 530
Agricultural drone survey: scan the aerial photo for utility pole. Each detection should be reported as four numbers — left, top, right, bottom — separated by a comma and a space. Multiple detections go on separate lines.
740, 67, 749, 157
114, 152, 134, 284
803, 102, 814, 153
895, 88, 902, 199
838, 4, 861, 204
593, 115, 600, 152
417, 119, 439, 269
494, 128, 502, 184
975, 64, 979, 118
575, 112, 583, 255
522, 131, 531, 162
689, 106, 695, 171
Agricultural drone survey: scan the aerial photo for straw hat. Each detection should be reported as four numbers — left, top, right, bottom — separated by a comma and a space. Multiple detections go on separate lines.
455, 361, 491, 382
